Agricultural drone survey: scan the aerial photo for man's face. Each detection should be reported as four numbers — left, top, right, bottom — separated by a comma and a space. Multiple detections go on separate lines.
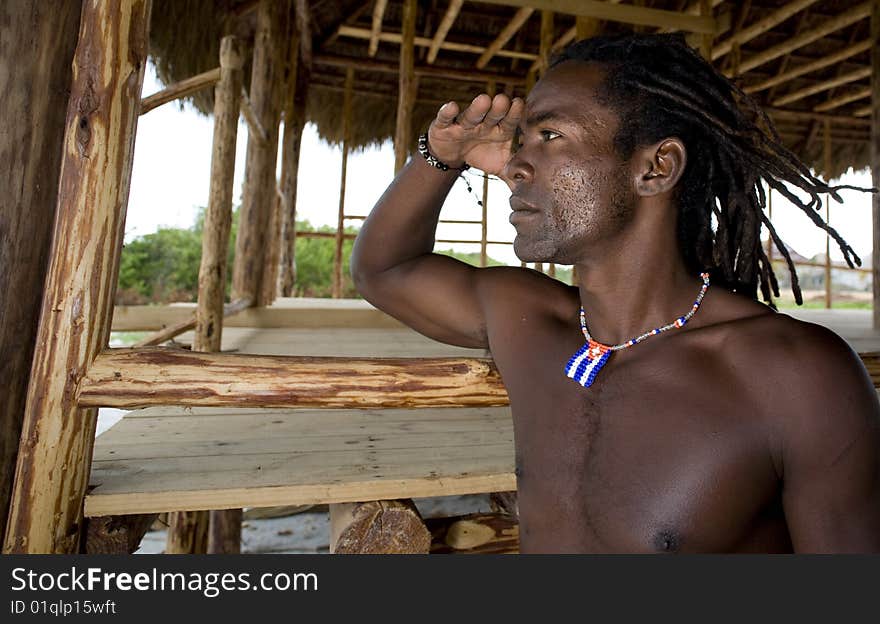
504, 61, 636, 264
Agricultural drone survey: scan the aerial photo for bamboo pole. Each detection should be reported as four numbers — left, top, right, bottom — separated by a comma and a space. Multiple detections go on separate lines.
825, 119, 833, 310
140, 68, 221, 115
428, 0, 464, 64
279, 29, 309, 297
369, 0, 388, 57
394, 0, 416, 173
712, 0, 819, 61
477, 8, 534, 69
3, 0, 151, 554
334, 68, 354, 299
481, 80, 496, 268
78, 349, 509, 410
315, 52, 526, 85
538, 10, 554, 77
232, 0, 288, 307
0, 0, 81, 542
745, 41, 872, 94
773, 67, 872, 107
814, 87, 872, 113
871, 0, 879, 329
699, 0, 713, 60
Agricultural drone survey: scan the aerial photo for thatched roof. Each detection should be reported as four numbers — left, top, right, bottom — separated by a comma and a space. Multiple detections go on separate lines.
148, 0, 873, 176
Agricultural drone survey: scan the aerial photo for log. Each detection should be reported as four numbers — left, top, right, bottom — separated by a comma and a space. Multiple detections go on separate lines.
394, 0, 416, 173
733, 2, 871, 75
3, 0, 151, 554
78, 348, 509, 409
773, 67, 872, 107
368, 0, 388, 57
280, 29, 310, 296
333, 68, 354, 299
330, 500, 430, 554
872, 0, 880, 330
239, 88, 268, 144
477, 0, 715, 33
476, 8, 534, 69
0, 0, 80, 542
232, 0, 288, 306
166, 511, 209, 554
743, 41, 872, 94
131, 298, 251, 348
712, 0, 819, 60
426, 512, 519, 554
427, 0, 463, 64
140, 68, 221, 115
85, 513, 157, 554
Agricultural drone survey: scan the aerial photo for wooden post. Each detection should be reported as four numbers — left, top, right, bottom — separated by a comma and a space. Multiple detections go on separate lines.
333, 68, 355, 299
3, 0, 151, 554
279, 29, 310, 297
872, 0, 880, 329
824, 119, 833, 309
394, 0, 416, 173
699, 0, 713, 60
481, 79, 496, 268
539, 10, 554, 78
232, 0, 288, 306
0, 0, 81, 541
166, 511, 208, 554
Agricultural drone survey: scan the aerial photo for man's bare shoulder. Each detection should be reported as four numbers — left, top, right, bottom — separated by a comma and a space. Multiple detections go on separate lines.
478, 264, 578, 320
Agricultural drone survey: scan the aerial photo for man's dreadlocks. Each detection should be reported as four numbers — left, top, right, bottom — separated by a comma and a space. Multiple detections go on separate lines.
551, 33, 875, 305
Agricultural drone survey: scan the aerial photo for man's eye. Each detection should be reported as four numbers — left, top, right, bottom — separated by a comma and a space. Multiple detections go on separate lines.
540, 130, 561, 141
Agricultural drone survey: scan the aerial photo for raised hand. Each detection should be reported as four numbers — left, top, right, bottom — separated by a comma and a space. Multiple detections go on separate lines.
427, 93, 525, 176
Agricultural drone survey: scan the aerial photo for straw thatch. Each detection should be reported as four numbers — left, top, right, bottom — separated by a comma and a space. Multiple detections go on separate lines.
147, 0, 873, 175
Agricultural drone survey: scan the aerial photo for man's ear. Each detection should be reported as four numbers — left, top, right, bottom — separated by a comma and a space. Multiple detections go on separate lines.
634, 138, 687, 197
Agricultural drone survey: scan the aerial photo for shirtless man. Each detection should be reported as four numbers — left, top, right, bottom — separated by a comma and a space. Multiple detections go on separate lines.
350, 34, 880, 553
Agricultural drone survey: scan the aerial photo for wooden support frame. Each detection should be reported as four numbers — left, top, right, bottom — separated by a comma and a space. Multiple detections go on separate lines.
315, 53, 526, 85
333, 68, 354, 299
872, 0, 880, 329
733, 2, 871, 76
814, 86, 872, 112
239, 88, 268, 144
744, 41, 873, 94
476, 7, 534, 69
712, 0, 819, 61
427, 0, 464, 64
140, 68, 221, 115
369, 0, 388, 57
394, 0, 416, 173
77, 348, 509, 410
3, 0, 151, 554
131, 298, 251, 347
478, 0, 715, 33
773, 67, 872, 107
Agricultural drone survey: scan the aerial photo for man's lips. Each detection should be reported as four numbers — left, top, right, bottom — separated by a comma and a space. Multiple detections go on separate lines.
509, 196, 539, 226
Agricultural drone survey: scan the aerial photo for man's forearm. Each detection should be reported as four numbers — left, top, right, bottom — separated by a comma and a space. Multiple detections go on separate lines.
351, 155, 460, 278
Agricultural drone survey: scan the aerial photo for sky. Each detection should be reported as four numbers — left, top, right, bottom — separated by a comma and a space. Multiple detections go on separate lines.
128, 63, 875, 269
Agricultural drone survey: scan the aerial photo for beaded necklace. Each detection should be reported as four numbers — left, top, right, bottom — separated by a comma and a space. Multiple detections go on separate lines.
564, 272, 711, 388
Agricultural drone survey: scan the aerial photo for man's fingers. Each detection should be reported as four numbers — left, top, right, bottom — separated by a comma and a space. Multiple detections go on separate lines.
498, 97, 525, 133
457, 94, 493, 129
482, 93, 512, 126
433, 101, 460, 129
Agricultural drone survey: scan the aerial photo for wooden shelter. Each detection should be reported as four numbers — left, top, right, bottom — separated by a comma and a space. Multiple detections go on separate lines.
2, 0, 880, 554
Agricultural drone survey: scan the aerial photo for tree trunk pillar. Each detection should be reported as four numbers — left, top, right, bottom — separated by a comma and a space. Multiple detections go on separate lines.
3, 0, 151, 554
333, 68, 354, 299
871, 0, 880, 328
394, 0, 416, 173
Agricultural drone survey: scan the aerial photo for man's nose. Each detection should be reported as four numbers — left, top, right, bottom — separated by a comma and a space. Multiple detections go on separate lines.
500, 151, 533, 191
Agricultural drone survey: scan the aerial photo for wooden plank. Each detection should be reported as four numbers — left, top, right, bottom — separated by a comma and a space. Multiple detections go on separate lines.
476, 0, 715, 33
734, 2, 871, 75
773, 67, 871, 107
0, 0, 80, 541
712, 0, 820, 60
369, 0, 388, 57
140, 68, 220, 115
3, 0, 151, 555
337, 26, 537, 62
427, 0, 464, 64
476, 7, 534, 69
78, 348, 508, 409
394, 0, 416, 173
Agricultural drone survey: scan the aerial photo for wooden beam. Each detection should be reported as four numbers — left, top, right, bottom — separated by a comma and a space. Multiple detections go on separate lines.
140, 68, 220, 115
872, 0, 880, 330
333, 68, 354, 298
733, 2, 871, 76
712, 0, 820, 60
337, 25, 537, 61
765, 107, 870, 127
0, 0, 80, 542
239, 87, 267, 144
77, 348, 509, 409
315, 52, 526, 85
427, 0, 463, 64
538, 10, 554, 76
814, 86, 872, 112
773, 67, 871, 107
394, 0, 416, 173
232, 0, 288, 306
658, 0, 725, 33
131, 298, 251, 348
477, 0, 715, 34
699, 0, 713, 60
854, 104, 872, 117
369, 0, 388, 57
427, 512, 519, 554
744, 40, 872, 94
476, 7, 534, 69
3, 0, 151, 555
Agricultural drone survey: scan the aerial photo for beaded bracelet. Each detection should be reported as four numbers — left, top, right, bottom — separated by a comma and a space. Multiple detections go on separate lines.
417, 132, 470, 172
